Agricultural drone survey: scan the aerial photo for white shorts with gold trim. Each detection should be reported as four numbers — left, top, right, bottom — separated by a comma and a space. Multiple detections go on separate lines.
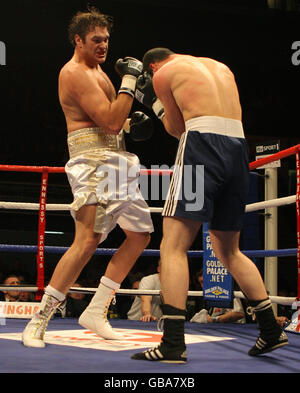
65, 128, 154, 243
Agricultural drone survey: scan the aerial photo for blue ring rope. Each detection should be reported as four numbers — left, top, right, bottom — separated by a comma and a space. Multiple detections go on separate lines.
0, 244, 297, 258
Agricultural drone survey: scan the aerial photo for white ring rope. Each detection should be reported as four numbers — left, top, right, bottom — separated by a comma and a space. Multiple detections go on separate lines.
0, 194, 297, 213
0, 286, 296, 306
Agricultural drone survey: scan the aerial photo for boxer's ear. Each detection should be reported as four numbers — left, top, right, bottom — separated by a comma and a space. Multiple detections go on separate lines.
149, 62, 158, 74
74, 34, 83, 48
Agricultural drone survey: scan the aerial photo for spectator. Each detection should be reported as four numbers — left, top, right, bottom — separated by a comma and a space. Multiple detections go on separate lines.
19, 291, 35, 302
65, 282, 90, 318
130, 273, 144, 290
191, 270, 290, 326
114, 272, 144, 319
190, 270, 246, 324
190, 301, 246, 324
127, 261, 162, 322
53, 282, 90, 318
192, 269, 205, 312
18, 275, 35, 302
0, 274, 21, 302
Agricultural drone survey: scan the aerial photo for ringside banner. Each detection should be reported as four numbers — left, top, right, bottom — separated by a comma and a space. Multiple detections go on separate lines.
255, 140, 281, 169
0, 302, 40, 320
202, 223, 233, 308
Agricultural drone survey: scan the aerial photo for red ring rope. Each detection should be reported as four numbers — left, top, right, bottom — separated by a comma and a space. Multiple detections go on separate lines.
249, 144, 300, 170
0, 144, 299, 174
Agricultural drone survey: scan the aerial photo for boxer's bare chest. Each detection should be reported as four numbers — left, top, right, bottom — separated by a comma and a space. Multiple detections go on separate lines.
93, 67, 116, 102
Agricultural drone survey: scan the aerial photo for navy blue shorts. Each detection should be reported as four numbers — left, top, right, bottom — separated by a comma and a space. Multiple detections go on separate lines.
162, 130, 249, 231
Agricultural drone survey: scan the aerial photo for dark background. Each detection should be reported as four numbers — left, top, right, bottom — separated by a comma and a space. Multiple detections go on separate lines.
0, 0, 298, 295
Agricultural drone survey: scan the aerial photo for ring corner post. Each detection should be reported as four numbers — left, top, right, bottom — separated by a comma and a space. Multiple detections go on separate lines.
35, 169, 49, 301
264, 167, 278, 316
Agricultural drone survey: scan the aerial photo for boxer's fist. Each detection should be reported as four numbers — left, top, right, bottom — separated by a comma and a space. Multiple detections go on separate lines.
135, 71, 156, 108
135, 72, 165, 120
115, 57, 143, 78
129, 111, 154, 142
115, 57, 143, 98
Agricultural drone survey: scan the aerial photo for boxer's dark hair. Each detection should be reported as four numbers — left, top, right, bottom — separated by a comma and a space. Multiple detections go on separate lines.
68, 7, 113, 47
143, 48, 174, 74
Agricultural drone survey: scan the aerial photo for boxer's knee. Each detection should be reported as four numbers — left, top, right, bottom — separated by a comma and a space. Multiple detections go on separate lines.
125, 230, 151, 250
73, 233, 101, 259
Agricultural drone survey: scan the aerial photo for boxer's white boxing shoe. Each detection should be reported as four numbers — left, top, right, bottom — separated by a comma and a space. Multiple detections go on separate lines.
79, 281, 123, 340
22, 294, 61, 348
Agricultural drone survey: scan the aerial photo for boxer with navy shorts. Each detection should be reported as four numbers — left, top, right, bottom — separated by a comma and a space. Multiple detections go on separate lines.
132, 48, 288, 363
164, 116, 249, 231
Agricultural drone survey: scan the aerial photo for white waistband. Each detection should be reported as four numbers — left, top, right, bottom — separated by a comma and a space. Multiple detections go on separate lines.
185, 116, 244, 138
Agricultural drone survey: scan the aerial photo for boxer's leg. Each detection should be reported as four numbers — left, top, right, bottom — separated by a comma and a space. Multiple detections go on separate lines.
79, 230, 150, 339
22, 205, 102, 348
160, 217, 201, 309
209, 230, 268, 300
104, 229, 150, 283
209, 229, 288, 356
132, 217, 201, 363
49, 204, 102, 293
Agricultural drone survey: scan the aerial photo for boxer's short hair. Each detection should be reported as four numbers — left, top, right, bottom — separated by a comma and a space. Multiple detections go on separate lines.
143, 47, 174, 74
68, 7, 113, 47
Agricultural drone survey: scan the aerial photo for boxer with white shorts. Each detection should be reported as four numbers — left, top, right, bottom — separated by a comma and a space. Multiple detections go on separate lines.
66, 127, 153, 239
22, 8, 153, 348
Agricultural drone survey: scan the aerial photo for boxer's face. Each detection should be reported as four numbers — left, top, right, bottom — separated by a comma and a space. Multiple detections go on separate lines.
77, 26, 110, 65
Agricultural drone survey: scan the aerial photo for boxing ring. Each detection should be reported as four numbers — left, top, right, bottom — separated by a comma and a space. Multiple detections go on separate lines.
0, 143, 299, 374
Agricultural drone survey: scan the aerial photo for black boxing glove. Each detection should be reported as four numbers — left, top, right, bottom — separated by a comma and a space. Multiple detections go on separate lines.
135, 71, 165, 120
115, 57, 143, 98
128, 111, 154, 142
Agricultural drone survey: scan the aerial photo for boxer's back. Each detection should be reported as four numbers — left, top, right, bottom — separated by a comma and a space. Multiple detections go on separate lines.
155, 55, 242, 122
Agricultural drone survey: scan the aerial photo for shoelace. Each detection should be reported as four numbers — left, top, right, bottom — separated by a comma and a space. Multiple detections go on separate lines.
103, 293, 116, 323
246, 306, 256, 321
33, 297, 61, 338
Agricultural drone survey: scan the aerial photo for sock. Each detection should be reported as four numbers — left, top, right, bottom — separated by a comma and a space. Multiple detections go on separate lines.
100, 276, 120, 291
160, 304, 186, 349
248, 297, 269, 308
44, 285, 66, 302
248, 298, 281, 339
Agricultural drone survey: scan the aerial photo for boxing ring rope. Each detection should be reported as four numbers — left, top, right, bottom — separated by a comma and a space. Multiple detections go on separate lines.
0, 194, 297, 213
0, 144, 299, 312
0, 286, 295, 307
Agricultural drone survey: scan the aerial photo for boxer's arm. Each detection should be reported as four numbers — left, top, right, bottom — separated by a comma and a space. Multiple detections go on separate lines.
65, 66, 133, 134
122, 118, 131, 133
153, 73, 185, 139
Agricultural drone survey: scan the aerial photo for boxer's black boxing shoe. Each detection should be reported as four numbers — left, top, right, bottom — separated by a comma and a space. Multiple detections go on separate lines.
248, 330, 288, 356
131, 343, 187, 363
132, 304, 187, 363
247, 298, 289, 356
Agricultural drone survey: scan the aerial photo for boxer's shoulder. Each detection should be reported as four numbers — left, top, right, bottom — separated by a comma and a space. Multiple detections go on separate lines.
59, 61, 96, 97
59, 60, 87, 82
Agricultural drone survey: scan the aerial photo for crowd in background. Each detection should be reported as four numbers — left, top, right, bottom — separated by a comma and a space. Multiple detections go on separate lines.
0, 258, 295, 324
